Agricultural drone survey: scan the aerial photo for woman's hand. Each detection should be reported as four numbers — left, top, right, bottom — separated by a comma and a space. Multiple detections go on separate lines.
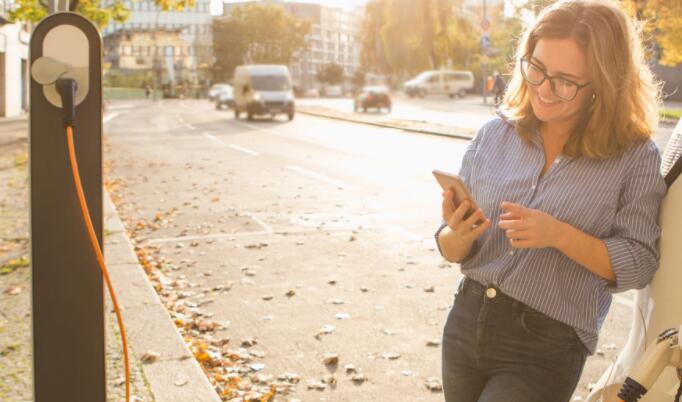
498, 202, 567, 249
442, 189, 491, 244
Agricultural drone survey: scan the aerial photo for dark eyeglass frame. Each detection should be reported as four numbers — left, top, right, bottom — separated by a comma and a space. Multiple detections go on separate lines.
520, 57, 591, 102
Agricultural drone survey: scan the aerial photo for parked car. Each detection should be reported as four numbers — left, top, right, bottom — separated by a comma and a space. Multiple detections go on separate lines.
215, 86, 234, 110
324, 85, 343, 97
233, 65, 295, 121
404, 70, 474, 98
354, 86, 392, 113
303, 88, 320, 98
208, 83, 232, 101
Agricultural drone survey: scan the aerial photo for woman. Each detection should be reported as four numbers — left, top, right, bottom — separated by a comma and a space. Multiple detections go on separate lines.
435, 1, 667, 401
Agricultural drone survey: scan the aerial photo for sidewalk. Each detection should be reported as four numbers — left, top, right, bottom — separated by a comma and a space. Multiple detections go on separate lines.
0, 117, 219, 401
298, 104, 477, 139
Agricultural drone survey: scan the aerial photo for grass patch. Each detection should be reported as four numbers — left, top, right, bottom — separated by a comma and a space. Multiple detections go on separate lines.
660, 108, 682, 121
0, 256, 30, 275
13, 151, 27, 167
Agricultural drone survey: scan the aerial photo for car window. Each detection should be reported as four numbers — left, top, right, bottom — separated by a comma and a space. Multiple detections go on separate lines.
251, 75, 291, 91
427, 75, 440, 83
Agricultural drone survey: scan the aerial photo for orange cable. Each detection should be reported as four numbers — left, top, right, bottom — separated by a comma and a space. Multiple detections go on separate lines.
66, 125, 130, 402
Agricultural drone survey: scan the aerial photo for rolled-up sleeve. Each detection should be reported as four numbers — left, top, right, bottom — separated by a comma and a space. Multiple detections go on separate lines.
434, 125, 484, 258
602, 141, 667, 294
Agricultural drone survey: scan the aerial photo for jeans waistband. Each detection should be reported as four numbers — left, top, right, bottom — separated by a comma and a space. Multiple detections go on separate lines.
460, 276, 518, 305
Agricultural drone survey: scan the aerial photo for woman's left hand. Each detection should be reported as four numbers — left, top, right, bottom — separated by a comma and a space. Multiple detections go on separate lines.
498, 202, 567, 249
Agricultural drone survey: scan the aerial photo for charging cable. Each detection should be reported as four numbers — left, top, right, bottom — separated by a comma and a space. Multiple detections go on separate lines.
56, 78, 131, 402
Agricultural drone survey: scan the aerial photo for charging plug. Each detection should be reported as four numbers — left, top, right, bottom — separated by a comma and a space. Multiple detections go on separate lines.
56, 78, 77, 128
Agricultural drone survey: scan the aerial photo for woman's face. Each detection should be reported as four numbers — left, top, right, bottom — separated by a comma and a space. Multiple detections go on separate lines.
527, 38, 593, 127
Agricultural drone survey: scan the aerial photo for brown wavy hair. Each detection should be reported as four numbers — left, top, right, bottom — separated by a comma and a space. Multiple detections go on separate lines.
503, 0, 661, 159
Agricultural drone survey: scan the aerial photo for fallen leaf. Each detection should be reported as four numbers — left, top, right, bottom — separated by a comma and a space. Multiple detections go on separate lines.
351, 373, 368, 384
141, 351, 160, 363
5, 286, 21, 296
321, 353, 339, 366
425, 378, 443, 392
306, 379, 326, 391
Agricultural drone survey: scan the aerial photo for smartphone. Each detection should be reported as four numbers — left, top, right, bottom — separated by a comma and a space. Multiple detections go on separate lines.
432, 169, 479, 220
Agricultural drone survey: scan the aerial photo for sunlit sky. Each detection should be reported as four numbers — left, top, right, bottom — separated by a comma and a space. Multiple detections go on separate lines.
212, 0, 369, 15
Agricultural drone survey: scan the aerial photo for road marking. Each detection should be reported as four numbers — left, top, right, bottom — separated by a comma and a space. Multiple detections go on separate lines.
183, 123, 196, 130
146, 231, 272, 244
106, 104, 135, 110
202, 132, 260, 156
228, 144, 259, 156
104, 112, 121, 124
120, 135, 199, 141
287, 165, 352, 190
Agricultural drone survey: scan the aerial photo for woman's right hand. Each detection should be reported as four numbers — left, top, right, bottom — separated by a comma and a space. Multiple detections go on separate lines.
441, 189, 491, 246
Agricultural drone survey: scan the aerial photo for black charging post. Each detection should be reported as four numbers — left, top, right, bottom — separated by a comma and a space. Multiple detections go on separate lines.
29, 12, 105, 401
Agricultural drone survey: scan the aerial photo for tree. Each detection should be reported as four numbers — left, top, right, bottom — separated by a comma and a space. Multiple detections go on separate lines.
317, 63, 344, 86
9, 0, 195, 29
622, 0, 682, 66
212, 4, 311, 81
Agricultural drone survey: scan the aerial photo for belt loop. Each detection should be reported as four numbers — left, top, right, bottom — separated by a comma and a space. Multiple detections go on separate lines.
460, 277, 469, 294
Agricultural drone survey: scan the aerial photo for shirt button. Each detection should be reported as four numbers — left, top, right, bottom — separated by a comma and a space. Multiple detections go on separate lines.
531, 185, 536, 190
486, 288, 497, 298
509, 251, 515, 256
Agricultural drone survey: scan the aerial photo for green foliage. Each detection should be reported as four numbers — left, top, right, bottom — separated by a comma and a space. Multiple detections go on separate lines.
361, 0, 524, 79
9, 0, 194, 29
104, 70, 153, 88
0, 257, 29, 276
212, 4, 311, 81
317, 63, 344, 85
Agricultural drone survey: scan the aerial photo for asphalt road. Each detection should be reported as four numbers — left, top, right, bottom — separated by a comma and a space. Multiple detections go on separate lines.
104, 99, 642, 401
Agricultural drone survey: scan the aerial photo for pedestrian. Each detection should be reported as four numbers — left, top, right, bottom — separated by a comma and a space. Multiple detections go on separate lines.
492, 72, 506, 105
436, 1, 666, 401
144, 85, 151, 99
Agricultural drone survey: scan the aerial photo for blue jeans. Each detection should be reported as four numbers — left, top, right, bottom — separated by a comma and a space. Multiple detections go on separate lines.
442, 277, 588, 402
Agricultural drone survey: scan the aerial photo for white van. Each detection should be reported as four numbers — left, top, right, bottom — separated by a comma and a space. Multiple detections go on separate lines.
404, 70, 474, 98
233, 65, 295, 121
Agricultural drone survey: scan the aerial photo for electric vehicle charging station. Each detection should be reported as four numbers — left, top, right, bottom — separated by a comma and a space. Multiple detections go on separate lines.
29, 12, 105, 401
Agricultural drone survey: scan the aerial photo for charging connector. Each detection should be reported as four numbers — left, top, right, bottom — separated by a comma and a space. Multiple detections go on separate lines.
56, 78, 77, 128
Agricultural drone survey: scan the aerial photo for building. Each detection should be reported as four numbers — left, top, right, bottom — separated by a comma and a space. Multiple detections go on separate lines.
102, 0, 213, 88
222, 0, 363, 90
104, 28, 193, 73
0, 12, 29, 117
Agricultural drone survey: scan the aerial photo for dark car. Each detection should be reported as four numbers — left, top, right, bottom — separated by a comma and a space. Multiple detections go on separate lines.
215, 86, 234, 110
354, 86, 391, 113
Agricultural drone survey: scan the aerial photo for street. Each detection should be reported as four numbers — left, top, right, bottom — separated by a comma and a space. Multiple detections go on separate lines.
102, 98, 646, 401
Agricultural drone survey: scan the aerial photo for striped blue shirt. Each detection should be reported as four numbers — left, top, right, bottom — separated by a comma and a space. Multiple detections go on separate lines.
436, 117, 667, 354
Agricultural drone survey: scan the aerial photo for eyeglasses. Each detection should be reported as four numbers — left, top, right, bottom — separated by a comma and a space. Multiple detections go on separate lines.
520, 57, 591, 102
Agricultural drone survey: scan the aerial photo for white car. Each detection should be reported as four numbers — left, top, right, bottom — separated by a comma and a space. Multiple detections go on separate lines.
324, 86, 343, 97
232, 65, 295, 121
404, 70, 474, 98
208, 83, 232, 101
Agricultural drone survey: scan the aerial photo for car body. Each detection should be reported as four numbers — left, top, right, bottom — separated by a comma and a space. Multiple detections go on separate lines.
215, 86, 234, 110
303, 88, 320, 98
354, 86, 391, 113
324, 85, 343, 97
404, 70, 474, 98
208, 83, 232, 101
232, 65, 295, 121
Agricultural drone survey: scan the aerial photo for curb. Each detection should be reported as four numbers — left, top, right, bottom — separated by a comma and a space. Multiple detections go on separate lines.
103, 190, 221, 402
297, 107, 476, 140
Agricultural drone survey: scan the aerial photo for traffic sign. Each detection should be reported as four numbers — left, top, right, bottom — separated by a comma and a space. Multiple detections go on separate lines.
480, 34, 491, 49
480, 18, 491, 31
